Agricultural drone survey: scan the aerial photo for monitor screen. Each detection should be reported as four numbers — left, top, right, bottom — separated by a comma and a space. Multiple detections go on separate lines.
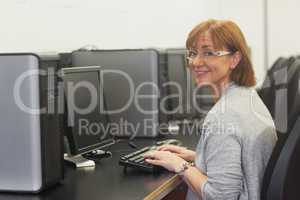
62, 66, 113, 155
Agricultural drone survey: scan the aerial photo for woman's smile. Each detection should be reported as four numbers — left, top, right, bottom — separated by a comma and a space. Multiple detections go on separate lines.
193, 67, 210, 78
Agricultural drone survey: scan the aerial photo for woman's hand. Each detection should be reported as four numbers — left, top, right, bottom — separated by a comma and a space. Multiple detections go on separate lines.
157, 145, 196, 162
143, 150, 187, 173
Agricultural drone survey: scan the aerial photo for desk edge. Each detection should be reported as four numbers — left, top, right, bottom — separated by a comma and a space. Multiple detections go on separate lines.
143, 174, 182, 200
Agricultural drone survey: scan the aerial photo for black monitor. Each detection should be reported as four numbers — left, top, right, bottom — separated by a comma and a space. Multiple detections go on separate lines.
62, 66, 114, 156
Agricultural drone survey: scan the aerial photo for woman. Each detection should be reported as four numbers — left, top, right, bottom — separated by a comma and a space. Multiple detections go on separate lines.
144, 19, 277, 200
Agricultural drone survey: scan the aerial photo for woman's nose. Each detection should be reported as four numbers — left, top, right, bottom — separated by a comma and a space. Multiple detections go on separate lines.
191, 56, 205, 67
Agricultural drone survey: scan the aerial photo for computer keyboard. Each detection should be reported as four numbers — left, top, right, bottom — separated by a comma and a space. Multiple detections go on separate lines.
119, 139, 182, 173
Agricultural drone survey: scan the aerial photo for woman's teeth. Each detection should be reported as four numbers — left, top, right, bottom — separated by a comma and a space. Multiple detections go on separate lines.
194, 69, 209, 75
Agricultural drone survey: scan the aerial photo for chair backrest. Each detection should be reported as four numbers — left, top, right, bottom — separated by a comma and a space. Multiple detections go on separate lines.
274, 58, 300, 135
263, 117, 300, 200
286, 59, 300, 132
261, 58, 300, 199
258, 56, 296, 118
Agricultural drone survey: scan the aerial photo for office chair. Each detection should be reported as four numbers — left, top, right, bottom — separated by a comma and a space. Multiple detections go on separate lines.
258, 57, 285, 116
258, 56, 300, 135
275, 58, 300, 135
261, 58, 300, 200
261, 116, 300, 200
258, 56, 296, 118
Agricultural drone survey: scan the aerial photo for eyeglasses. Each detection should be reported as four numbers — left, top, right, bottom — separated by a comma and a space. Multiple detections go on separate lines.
186, 49, 233, 62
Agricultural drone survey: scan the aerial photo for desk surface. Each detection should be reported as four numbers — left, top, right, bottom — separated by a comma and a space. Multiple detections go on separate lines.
0, 124, 201, 200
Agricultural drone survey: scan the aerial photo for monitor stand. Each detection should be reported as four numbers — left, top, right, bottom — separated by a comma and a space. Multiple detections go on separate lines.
64, 154, 95, 168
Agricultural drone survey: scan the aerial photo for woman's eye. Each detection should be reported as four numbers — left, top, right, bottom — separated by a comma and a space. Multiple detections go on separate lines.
189, 51, 197, 57
203, 51, 214, 56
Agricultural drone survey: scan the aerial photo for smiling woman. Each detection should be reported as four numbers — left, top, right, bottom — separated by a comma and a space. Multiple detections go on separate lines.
144, 19, 277, 200
186, 19, 256, 94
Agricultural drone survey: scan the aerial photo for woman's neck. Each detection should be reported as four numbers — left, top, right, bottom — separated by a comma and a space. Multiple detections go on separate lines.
213, 79, 233, 102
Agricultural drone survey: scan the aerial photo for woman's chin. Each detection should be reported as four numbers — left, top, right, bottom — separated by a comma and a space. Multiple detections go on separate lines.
195, 77, 211, 86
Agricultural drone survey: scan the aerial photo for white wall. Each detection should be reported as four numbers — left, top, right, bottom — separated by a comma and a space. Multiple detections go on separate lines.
207, 0, 300, 83
3, 0, 294, 86
205, 0, 266, 85
0, 0, 209, 52
268, 0, 300, 66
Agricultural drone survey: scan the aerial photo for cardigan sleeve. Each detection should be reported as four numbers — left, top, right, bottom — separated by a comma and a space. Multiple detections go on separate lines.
199, 116, 244, 200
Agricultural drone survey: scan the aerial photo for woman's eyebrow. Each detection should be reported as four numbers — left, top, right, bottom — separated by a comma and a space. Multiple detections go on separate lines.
200, 45, 212, 49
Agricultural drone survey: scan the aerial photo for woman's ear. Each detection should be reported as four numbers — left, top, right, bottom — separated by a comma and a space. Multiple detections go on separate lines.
230, 51, 241, 69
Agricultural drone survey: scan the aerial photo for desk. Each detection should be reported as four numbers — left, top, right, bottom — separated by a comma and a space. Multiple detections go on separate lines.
0, 124, 201, 200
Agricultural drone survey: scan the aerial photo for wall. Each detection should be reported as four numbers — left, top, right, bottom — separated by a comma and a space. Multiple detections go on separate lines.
0, 0, 208, 51
268, 0, 300, 66
205, 0, 266, 85
3, 0, 298, 86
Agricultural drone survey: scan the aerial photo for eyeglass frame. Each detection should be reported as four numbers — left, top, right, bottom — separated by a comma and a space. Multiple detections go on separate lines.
185, 49, 234, 62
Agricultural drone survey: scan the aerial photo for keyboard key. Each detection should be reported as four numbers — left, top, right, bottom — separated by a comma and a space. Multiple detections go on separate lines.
135, 157, 145, 163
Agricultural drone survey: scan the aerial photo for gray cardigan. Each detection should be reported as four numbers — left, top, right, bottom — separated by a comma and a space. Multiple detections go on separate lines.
186, 83, 277, 200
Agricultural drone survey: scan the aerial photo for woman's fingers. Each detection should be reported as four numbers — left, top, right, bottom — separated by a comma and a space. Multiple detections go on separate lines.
144, 151, 166, 166
144, 151, 174, 168
145, 158, 164, 166
158, 145, 187, 154
157, 144, 179, 151
144, 150, 174, 160
144, 150, 161, 159
157, 144, 175, 150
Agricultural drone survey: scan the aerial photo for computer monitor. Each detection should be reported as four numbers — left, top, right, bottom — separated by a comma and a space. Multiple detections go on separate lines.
62, 66, 114, 157
166, 48, 214, 121
166, 48, 196, 120
71, 50, 160, 138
